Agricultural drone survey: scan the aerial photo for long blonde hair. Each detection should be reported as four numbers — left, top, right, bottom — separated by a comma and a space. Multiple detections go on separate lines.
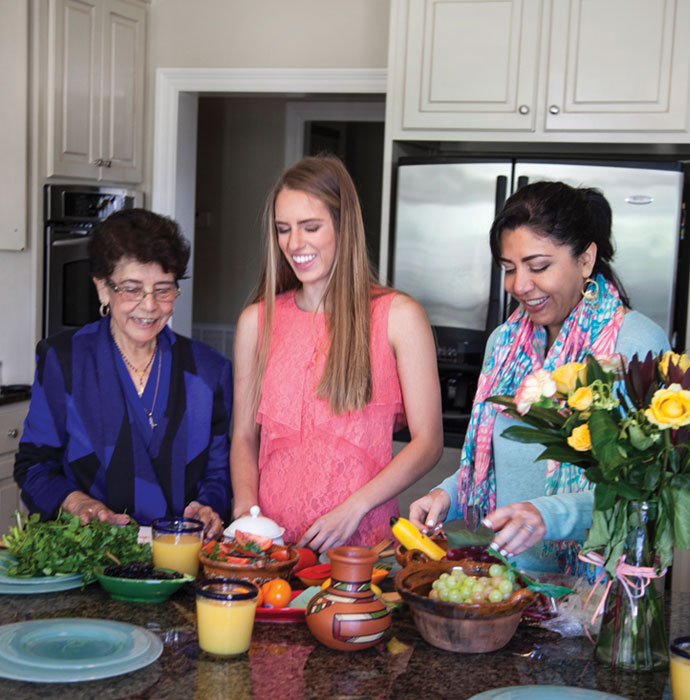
251, 154, 384, 415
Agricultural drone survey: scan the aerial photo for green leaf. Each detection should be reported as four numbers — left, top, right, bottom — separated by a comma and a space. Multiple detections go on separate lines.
589, 411, 624, 468
609, 481, 647, 501
628, 423, 655, 451
643, 462, 662, 491
499, 425, 560, 445
582, 508, 611, 551
444, 521, 494, 548
594, 484, 616, 512
671, 487, 690, 550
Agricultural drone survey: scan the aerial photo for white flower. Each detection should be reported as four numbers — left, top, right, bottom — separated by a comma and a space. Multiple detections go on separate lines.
515, 369, 557, 415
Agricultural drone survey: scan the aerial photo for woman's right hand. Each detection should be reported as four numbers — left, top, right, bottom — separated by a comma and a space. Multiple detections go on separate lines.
61, 491, 130, 526
408, 488, 451, 533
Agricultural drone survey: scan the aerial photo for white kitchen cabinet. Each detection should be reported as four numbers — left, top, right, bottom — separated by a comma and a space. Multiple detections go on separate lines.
0, 402, 28, 537
402, 0, 543, 131
393, 0, 690, 139
545, 0, 690, 133
0, 0, 28, 250
46, 0, 146, 183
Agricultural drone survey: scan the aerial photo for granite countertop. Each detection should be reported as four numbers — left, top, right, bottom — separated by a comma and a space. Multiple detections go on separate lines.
0, 582, 685, 700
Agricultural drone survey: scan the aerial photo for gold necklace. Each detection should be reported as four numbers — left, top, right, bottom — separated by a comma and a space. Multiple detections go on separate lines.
112, 335, 157, 397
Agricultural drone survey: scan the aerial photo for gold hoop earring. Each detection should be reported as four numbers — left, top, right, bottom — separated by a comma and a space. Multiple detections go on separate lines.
582, 277, 599, 304
99, 302, 110, 317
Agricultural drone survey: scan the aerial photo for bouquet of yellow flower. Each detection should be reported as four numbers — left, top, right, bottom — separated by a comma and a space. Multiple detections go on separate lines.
489, 351, 690, 670
489, 350, 690, 576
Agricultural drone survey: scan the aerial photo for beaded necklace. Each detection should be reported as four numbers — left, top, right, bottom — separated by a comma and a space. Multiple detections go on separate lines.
112, 335, 157, 397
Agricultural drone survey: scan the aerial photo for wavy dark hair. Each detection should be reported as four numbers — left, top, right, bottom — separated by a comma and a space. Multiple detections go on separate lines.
88, 208, 190, 281
489, 181, 630, 307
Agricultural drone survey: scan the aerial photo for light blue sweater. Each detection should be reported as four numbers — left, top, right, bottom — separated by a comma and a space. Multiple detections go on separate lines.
436, 311, 670, 572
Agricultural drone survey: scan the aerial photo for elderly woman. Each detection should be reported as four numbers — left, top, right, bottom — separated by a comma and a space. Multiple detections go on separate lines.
409, 181, 670, 573
14, 209, 232, 538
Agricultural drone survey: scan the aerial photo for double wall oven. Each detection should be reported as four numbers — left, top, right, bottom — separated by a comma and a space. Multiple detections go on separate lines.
43, 185, 142, 338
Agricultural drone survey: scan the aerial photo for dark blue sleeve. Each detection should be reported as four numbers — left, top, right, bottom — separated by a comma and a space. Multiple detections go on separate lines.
193, 356, 233, 518
13, 341, 81, 518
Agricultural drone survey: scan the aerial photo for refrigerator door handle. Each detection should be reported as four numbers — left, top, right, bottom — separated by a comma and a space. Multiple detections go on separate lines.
516, 175, 529, 191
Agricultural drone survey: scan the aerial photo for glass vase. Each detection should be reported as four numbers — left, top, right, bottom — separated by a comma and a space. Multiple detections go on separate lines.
593, 500, 669, 671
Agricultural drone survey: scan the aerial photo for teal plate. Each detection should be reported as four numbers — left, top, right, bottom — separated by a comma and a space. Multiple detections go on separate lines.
0, 619, 163, 682
468, 686, 629, 700
0, 552, 84, 594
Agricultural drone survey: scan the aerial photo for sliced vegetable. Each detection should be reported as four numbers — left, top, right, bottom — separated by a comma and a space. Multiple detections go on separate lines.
233, 530, 273, 552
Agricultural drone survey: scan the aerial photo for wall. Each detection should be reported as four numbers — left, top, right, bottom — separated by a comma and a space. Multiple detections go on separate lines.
144, 0, 391, 194
194, 96, 287, 326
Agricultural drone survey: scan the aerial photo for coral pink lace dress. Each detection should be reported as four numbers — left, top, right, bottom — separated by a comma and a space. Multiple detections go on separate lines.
256, 290, 405, 546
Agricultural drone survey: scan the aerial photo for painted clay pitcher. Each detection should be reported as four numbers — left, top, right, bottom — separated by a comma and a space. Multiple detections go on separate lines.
305, 546, 391, 651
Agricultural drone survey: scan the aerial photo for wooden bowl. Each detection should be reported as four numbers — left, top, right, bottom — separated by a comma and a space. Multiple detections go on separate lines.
394, 561, 536, 653
199, 544, 299, 586
394, 538, 499, 577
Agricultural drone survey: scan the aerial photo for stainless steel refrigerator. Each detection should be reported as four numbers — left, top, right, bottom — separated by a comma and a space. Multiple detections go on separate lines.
390, 158, 686, 445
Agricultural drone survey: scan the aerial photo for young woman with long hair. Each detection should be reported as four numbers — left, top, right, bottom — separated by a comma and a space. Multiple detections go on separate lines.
231, 154, 443, 552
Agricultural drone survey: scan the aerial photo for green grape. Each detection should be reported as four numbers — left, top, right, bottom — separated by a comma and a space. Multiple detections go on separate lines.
489, 564, 506, 577
448, 589, 462, 603
438, 588, 451, 602
498, 579, 513, 595
488, 588, 503, 603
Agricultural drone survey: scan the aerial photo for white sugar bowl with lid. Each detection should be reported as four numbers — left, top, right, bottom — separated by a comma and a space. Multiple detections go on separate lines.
223, 505, 285, 544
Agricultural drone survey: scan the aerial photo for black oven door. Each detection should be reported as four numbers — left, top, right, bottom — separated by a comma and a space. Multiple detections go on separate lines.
44, 226, 100, 337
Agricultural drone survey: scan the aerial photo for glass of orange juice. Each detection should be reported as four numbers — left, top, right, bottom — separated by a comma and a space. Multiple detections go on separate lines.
671, 637, 690, 700
195, 578, 259, 656
151, 518, 203, 577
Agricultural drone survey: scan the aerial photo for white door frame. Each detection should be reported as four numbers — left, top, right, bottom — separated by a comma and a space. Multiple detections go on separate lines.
151, 68, 387, 336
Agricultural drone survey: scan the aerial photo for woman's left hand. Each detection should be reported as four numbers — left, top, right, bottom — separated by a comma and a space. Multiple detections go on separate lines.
183, 501, 224, 541
482, 502, 546, 557
296, 502, 364, 554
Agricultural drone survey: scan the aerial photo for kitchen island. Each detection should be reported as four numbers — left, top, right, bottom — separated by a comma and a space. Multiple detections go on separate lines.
0, 583, 684, 699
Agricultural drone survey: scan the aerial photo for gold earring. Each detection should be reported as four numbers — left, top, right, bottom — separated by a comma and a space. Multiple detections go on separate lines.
582, 277, 599, 304
99, 302, 110, 317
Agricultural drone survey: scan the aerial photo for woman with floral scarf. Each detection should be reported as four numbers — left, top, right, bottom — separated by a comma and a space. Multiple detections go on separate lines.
409, 181, 670, 573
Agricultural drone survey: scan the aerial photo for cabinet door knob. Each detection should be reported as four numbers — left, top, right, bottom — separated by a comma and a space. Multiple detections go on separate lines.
7, 428, 18, 438
548, 105, 561, 115
518, 105, 530, 115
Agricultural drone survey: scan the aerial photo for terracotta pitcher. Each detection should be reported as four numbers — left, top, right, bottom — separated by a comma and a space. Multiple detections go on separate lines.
305, 546, 391, 651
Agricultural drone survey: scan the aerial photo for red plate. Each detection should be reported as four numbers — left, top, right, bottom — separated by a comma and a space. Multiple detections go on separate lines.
255, 590, 306, 624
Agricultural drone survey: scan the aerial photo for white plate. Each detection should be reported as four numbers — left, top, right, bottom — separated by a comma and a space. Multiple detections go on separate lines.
0, 619, 163, 682
468, 686, 629, 700
0, 552, 85, 594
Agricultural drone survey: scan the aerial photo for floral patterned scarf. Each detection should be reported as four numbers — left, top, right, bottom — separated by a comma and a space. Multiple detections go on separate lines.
457, 273, 625, 519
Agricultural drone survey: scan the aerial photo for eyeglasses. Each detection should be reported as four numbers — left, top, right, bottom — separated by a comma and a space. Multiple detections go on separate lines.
106, 279, 180, 303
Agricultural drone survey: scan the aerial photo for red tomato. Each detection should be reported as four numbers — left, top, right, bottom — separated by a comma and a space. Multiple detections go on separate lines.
260, 579, 292, 609
293, 548, 318, 572
234, 529, 273, 552
270, 547, 292, 562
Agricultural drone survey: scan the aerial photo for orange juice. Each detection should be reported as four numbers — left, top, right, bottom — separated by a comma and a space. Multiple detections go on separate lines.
195, 579, 259, 656
671, 637, 690, 700
152, 533, 202, 576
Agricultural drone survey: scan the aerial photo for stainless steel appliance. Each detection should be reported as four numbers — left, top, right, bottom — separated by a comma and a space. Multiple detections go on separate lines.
391, 158, 688, 446
44, 184, 142, 337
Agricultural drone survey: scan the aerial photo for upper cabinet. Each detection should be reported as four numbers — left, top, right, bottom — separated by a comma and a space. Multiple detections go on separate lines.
402, 0, 542, 131
390, 0, 690, 141
545, 0, 690, 132
46, 0, 146, 183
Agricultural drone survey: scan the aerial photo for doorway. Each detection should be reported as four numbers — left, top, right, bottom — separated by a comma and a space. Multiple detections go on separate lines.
191, 95, 384, 358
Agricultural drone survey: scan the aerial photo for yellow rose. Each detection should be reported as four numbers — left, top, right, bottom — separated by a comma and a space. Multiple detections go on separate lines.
645, 384, 690, 429
659, 351, 690, 377
567, 424, 592, 452
552, 362, 586, 395
567, 386, 593, 411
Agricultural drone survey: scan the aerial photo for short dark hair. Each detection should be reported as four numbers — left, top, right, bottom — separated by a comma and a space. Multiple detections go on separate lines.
88, 208, 190, 281
489, 181, 630, 307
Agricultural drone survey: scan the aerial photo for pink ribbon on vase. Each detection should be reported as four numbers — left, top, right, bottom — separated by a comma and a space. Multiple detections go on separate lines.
577, 551, 667, 644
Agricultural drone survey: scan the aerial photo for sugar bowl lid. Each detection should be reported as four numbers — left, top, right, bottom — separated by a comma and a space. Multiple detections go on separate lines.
223, 506, 285, 540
